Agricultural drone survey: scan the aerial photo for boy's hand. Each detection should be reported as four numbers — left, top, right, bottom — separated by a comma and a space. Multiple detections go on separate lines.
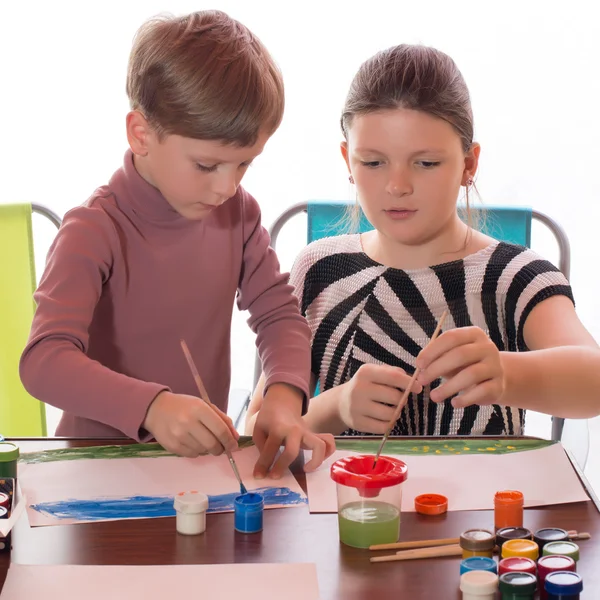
143, 391, 239, 457
252, 383, 336, 479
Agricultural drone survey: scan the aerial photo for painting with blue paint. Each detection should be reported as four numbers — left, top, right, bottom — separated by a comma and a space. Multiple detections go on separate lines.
31, 487, 306, 523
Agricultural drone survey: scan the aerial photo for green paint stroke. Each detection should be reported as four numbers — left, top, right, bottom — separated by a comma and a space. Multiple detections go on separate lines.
335, 438, 555, 456
19, 437, 255, 464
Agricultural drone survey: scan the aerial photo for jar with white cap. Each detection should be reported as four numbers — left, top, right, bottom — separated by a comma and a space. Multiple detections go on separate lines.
173, 491, 209, 535
460, 570, 499, 600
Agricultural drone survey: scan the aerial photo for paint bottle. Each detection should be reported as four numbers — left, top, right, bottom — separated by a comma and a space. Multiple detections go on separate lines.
501, 539, 539, 561
498, 571, 537, 599
460, 570, 498, 600
542, 541, 579, 563
498, 557, 537, 577
173, 491, 209, 535
544, 571, 583, 599
460, 529, 496, 559
234, 492, 264, 534
460, 556, 498, 576
496, 526, 533, 550
534, 528, 569, 553
537, 555, 576, 600
494, 490, 524, 530
0, 493, 10, 510
0, 443, 19, 480
330, 454, 407, 549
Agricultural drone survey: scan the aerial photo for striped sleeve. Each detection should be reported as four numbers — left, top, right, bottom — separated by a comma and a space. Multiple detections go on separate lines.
501, 249, 574, 350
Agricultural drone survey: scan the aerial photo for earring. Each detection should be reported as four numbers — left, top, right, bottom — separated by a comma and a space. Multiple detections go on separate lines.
466, 177, 474, 187
348, 175, 355, 184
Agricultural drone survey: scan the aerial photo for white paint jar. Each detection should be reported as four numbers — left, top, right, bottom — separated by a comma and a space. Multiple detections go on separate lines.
460, 570, 499, 600
173, 491, 209, 535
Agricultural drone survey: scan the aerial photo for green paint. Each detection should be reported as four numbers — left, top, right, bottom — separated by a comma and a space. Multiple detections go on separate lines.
338, 501, 400, 548
19, 437, 255, 464
334, 438, 554, 456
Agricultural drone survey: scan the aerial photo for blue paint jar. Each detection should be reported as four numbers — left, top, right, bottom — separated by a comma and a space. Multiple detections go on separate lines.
234, 492, 264, 534
545, 571, 583, 599
460, 556, 498, 575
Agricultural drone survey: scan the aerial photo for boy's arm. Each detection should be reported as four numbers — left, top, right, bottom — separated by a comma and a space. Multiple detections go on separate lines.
19, 207, 168, 440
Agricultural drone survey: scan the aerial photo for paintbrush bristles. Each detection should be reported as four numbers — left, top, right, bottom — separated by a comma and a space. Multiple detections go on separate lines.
372, 310, 449, 468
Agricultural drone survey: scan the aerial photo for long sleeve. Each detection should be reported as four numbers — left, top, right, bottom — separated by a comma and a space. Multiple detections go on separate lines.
236, 190, 311, 408
19, 206, 168, 440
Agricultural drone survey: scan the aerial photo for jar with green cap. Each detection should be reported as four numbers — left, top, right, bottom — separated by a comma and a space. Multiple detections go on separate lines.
499, 571, 537, 600
542, 541, 579, 563
0, 443, 19, 479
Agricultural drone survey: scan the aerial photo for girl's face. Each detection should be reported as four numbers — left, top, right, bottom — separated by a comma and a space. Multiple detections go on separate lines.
342, 108, 479, 247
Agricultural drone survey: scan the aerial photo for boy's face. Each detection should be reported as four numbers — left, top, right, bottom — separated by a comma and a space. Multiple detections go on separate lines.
128, 112, 270, 220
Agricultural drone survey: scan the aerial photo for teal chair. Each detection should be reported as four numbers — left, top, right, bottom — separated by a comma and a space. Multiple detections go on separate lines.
246, 201, 578, 446
0, 203, 61, 436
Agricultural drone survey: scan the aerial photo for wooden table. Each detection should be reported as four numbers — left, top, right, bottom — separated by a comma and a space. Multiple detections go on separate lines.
1, 438, 599, 599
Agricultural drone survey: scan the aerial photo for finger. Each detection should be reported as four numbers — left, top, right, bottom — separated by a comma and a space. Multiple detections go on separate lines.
430, 363, 493, 403
165, 437, 204, 458
358, 364, 422, 393
416, 328, 479, 369
211, 405, 240, 441
363, 399, 398, 423
253, 430, 284, 479
356, 416, 395, 435
269, 428, 303, 479
418, 343, 482, 385
185, 424, 225, 456
252, 421, 267, 452
367, 381, 423, 406
451, 379, 501, 409
302, 433, 327, 472
322, 433, 337, 459
198, 406, 238, 453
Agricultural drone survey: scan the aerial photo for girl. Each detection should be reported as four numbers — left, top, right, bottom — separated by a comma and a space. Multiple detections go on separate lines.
248, 44, 600, 437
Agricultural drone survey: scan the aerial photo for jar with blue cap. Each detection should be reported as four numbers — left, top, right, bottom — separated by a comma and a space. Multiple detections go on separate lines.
544, 571, 583, 600
460, 556, 498, 576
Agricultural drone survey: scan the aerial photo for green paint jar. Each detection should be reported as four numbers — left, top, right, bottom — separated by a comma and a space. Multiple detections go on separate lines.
0, 443, 19, 479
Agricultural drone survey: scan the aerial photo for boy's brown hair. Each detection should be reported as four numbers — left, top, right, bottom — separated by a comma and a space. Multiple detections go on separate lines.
126, 10, 284, 146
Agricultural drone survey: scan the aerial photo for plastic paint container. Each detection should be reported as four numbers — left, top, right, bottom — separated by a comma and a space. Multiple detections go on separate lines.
0, 507, 7, 520
534, 528, 569, 552
496, 527, 533, 549
460, 570, 498, 600
460, 529, 496, 559
542, 541, 579, 563
498, 571, 537, 599
0, 493, 10, 510
173, 491, 209, 535
494, 490, 524, 530
331, 454, 407, 549
460, 556, 498, 576
501, 539, 539, 561
498, 557, 537, 577
414, 493, 448, 515
0, 444, 19, 480
537, 555, 576, 600
544, 571, 583, 599
234, 492, 264, 534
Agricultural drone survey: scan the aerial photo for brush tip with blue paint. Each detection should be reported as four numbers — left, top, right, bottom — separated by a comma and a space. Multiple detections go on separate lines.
234, 492, 264, 534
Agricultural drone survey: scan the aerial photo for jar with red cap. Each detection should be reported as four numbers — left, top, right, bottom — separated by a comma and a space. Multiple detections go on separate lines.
537, 555, 576, 600
498, 557, 537, 577
330, 454, 407, 548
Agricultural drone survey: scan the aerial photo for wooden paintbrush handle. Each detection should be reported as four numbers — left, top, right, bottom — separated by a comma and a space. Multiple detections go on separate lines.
370, 544, 462, 563
370, 537, 460, 551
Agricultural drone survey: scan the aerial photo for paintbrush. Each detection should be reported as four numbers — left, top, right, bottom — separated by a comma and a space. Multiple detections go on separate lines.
180, 339, 248, 495
372, 310, 449, 469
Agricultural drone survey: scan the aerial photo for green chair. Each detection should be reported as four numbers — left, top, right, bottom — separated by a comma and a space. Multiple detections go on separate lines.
247, 201, 575, 445
0, 203, 61, 436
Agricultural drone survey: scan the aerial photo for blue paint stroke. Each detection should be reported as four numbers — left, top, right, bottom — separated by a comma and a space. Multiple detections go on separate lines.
31, 487, 306, 522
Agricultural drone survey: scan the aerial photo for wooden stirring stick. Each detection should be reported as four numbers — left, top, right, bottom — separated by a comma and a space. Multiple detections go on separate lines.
370, 544, 463, 563
372, 309, 449, 468
180, 339, 248, 494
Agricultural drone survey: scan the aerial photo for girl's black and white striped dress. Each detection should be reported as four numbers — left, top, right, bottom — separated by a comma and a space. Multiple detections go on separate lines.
289, 234, 573, 437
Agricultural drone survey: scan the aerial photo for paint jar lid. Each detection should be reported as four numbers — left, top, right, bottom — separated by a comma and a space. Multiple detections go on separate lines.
534, 527, 569, 548
460, 570, 499, 594
173, 491, 208, 514
496, 526, 533, 547
0, 443, 19, 462
537, 554, 576, 577
542, 541, 580, 561
0, 506, 7, 518
494, 490, 524, 506
234, 492, 264, 511
544, 571, 583, 595
459, 556, 498, 575
0, 493, 9, 507
415, 494, 448, 515
330, 455, 407, 492
460, 528, 496, 551
498, 571, 537, 594
501, 539, 539, 560
498, 557, 537, 575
